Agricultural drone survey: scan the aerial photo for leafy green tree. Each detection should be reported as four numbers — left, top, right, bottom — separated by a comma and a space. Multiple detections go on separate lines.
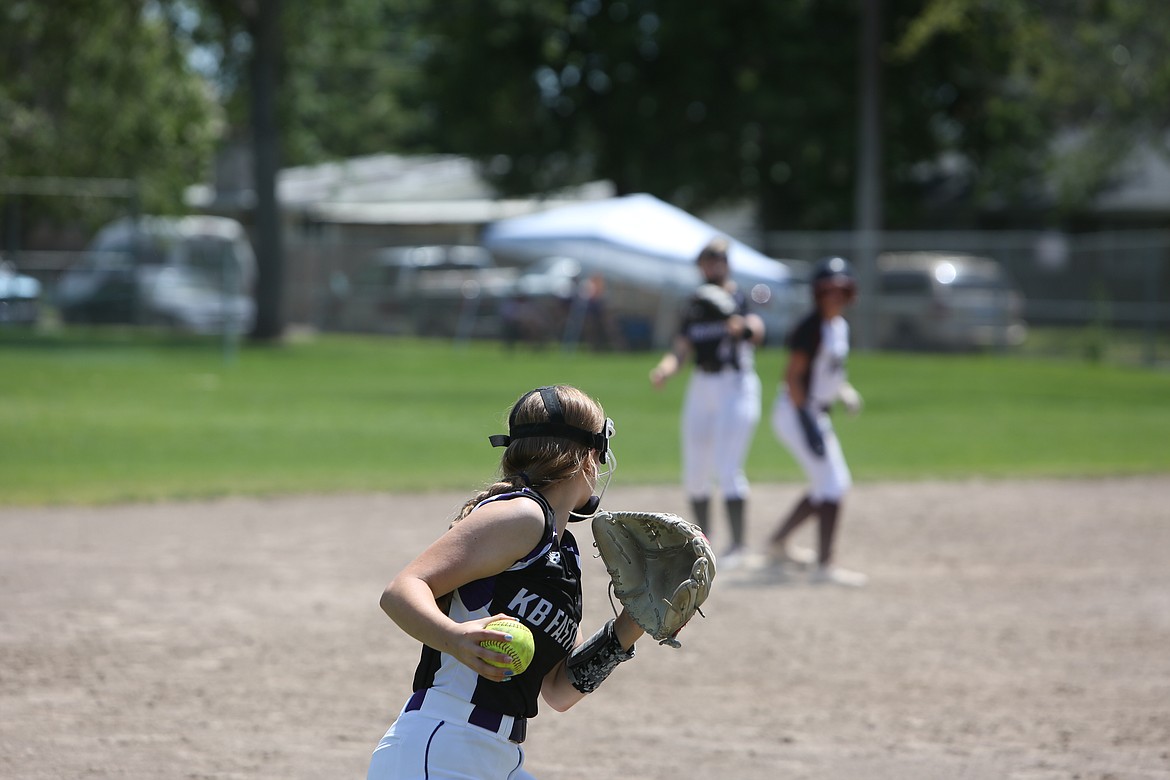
411, 0, 1167, 229
0, 0, 218, 223
164, 0, 429, 340
411, 0, 1028, 229
897, 0, 1170, 215
173, 0, 427, 166
165, 0, 287, 339
280, 1, 429, 162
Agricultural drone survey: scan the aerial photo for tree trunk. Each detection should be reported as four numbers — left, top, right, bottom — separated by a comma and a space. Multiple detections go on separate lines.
248, 0, 285, 342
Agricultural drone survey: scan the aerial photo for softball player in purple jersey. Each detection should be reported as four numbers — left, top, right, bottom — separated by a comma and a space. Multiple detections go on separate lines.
367, 385, 644, 780
650, 237, 766, 567
767, 256, 867, 586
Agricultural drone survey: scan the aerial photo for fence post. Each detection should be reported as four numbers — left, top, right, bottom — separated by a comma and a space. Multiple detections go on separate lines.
1143, 245, 1162, 367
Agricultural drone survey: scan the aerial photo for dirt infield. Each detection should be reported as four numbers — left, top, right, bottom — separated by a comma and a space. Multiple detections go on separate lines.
2, 477, 1168, 780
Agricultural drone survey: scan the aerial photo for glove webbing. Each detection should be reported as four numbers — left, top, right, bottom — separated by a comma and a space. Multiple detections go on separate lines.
603, 560, 710, 648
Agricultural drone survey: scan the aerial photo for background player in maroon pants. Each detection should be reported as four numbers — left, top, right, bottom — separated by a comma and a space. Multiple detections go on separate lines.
767, 256, 867, 586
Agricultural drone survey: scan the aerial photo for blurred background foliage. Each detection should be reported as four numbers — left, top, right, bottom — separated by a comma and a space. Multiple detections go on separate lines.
3, 0, 1168, 228
0, 0, 219, 221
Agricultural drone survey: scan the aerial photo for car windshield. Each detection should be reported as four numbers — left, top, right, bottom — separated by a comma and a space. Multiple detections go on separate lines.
949, 272, 1010, 291
880, 272, 932, 294
185, 238, 245, 289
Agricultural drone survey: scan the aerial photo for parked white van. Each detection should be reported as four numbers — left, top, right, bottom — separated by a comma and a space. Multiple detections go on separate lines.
873, 251, 1027, 350
57, 216, 256, 334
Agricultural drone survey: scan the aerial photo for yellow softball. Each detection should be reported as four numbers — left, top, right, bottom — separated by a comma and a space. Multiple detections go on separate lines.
480, 618, 535, 675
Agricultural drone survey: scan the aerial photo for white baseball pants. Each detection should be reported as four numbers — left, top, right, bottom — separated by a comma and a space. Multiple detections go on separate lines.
771, 391, 852, 503
681, 368, 761, 499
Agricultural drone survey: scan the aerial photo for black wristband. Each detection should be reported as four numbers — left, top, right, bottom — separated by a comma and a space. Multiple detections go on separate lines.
565, 618, 635, 694
740, 322, 755, 341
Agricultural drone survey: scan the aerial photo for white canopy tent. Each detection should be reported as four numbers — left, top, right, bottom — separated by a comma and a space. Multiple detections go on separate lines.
483, 193, 789, 279
482, 193, 800, 347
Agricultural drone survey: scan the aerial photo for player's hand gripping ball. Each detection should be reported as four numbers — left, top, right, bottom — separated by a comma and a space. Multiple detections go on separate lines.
480, 618, 535, 675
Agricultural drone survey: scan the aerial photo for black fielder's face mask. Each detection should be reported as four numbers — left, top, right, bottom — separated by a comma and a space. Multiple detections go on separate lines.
488, 387, 616, 521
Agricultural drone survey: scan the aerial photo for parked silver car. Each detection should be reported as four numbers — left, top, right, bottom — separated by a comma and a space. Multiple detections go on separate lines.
873, 252, 1027, 350
332, 245, 518, 337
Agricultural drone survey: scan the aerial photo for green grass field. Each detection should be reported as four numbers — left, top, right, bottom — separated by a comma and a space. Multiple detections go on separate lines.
2, 328, 1168, 506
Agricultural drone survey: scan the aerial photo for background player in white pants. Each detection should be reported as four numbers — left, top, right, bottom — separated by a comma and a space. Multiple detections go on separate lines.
650, 237, 766, 566
768, 256, 867, 586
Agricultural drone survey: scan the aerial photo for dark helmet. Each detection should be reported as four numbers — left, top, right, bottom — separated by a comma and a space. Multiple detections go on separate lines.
811, 256, 857, 301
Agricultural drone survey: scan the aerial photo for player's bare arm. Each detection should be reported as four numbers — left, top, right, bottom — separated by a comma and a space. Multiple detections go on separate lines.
650, 334, 692, 388
379, 501, 545, 680
745, 312, 766, 345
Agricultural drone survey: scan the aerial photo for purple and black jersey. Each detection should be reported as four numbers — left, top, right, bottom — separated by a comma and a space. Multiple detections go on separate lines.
680, 288, 752, 373
410, 488, 582, 719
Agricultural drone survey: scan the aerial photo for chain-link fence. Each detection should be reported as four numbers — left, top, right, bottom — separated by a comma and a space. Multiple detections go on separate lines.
753, 229, 1170, 366
6, 218, 1169, 368
276, 229, 1170, 366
